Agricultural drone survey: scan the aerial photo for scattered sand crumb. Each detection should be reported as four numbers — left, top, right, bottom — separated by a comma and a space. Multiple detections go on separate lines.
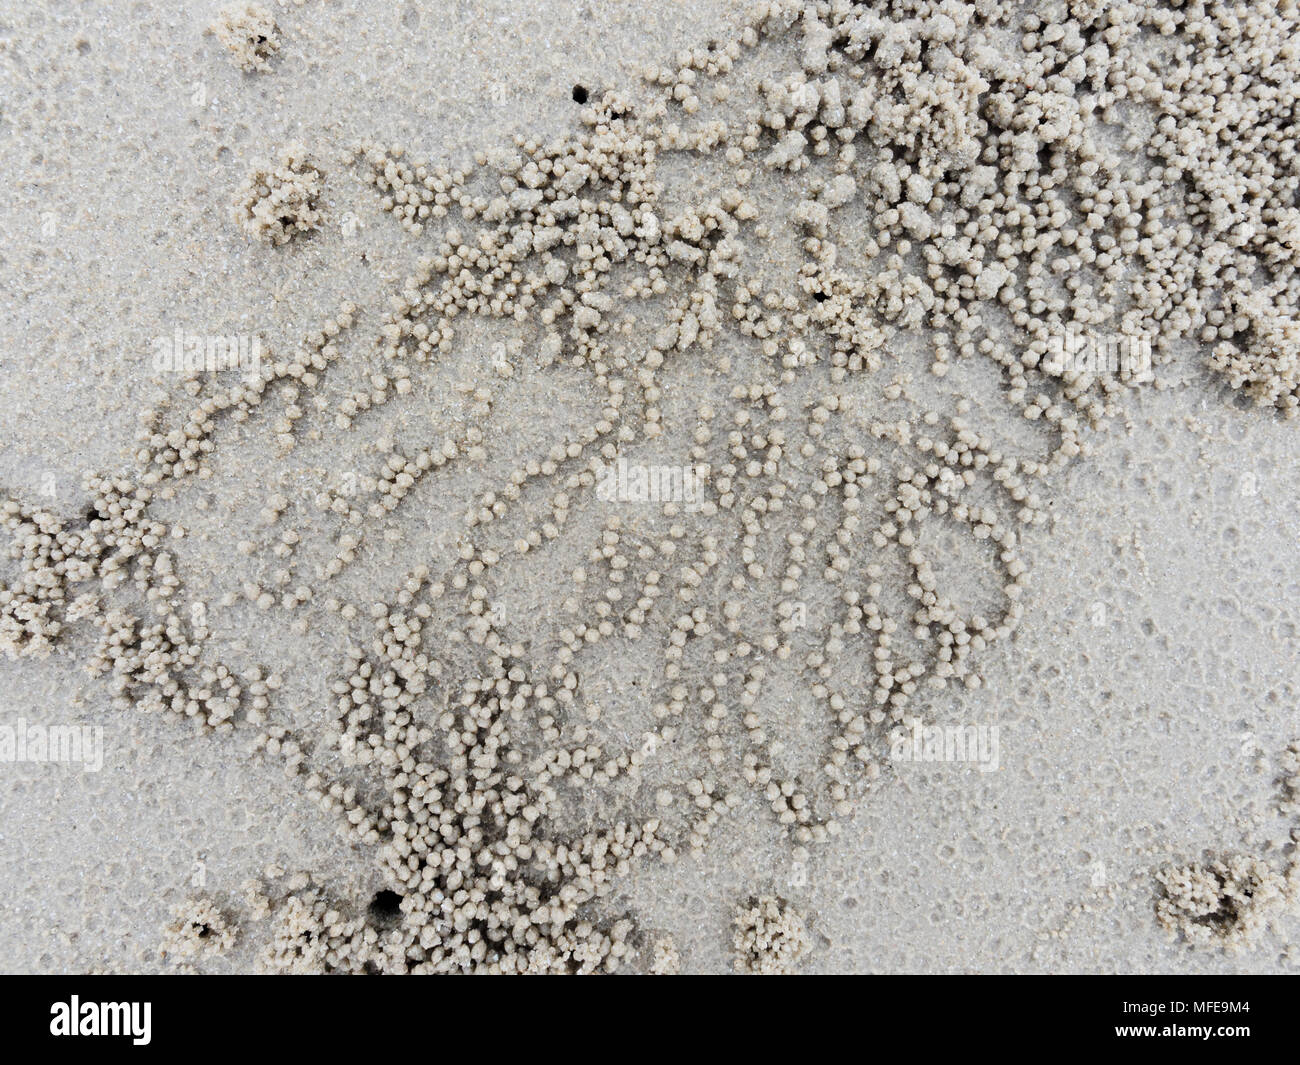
208, 2, 281, 73
733, 896, 810, 974
241, 877, 272, 920
1280, 740, 1300, 816
160, 896, 237, 962
1155, 855, 1290, 952
649, 935, 680, 975
233, 146, 322, 246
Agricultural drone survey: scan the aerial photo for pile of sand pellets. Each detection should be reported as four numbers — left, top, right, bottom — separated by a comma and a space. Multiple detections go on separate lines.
1155, 856, 1291, 952
233, 145, 323, 246
207, 2, 281, 73
733, 896, 811, 973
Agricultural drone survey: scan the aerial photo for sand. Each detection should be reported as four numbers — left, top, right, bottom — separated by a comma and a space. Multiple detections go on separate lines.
0, 0, 1297, 973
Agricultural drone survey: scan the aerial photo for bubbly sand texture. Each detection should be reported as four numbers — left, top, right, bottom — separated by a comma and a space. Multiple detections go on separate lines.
0, 0, 1297, 973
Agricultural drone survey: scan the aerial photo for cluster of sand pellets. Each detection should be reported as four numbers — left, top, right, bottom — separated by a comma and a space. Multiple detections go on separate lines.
233, 145, 324, 247
207, 2, 281, 73
158, 896, 238, 965
1155, 855, 1293, 953
4, 0, 1300, 971
732, 896, 812, 973
1152, 743, 1300, 952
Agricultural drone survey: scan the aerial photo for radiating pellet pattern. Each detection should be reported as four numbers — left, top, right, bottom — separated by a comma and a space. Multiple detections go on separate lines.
3, 0, 1298, 972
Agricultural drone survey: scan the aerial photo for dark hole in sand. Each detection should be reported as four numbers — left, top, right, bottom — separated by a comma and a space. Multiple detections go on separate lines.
368, 889, 403, 923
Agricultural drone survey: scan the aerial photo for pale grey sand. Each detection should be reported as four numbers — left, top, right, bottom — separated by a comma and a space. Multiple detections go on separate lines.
0, 0, 1297, 973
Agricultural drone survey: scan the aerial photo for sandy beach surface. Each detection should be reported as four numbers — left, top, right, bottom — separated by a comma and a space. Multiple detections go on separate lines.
0, 0, 1297, 974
